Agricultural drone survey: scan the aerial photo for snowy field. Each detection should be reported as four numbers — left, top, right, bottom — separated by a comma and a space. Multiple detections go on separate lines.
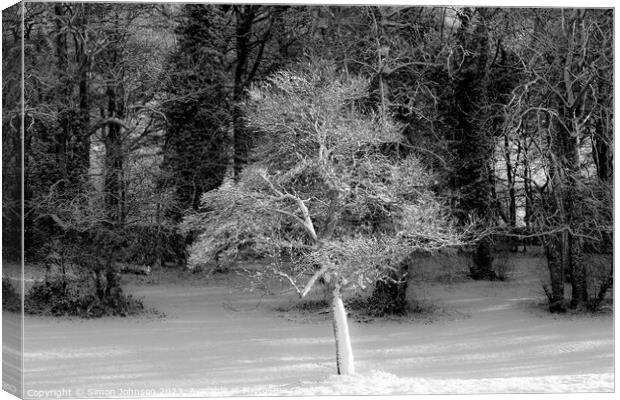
15, 256, 614, 396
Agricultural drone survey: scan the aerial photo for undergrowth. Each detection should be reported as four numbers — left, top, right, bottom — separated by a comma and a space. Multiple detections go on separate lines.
24, 275, 145, 318
275, 295, 452, 324
2, 277, 21, 312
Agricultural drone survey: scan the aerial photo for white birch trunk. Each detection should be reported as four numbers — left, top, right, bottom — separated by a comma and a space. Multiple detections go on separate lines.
332, 284, 355, 375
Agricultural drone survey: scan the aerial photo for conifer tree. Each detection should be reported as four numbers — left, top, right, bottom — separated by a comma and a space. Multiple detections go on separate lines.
161, 4, 231, 215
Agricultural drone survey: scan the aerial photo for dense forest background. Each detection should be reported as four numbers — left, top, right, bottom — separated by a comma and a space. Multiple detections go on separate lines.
2, 4, 614, 315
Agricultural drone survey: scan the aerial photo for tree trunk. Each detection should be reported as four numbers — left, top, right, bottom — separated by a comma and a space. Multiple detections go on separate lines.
232, 105, 248, 180
545, 86, 586, 310
504, 135, 517, 227
331, 283, 354, 375
54, 4, 70, 184
593, 133, 611, 182
75, 4, 90, 185
558, 116, 587, 309
470, 237, 496, 280
232, 5, 255, 180
449, 9, 497, 281
545, 234, 566, 313
523, 143, 532, 229
231, 5, 273, 179
104, 81, 126, 225
54, 4, 90, 190
569, 234, 587, 309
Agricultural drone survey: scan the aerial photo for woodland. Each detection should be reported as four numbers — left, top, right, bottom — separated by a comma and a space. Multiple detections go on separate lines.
1, 4, 614, 379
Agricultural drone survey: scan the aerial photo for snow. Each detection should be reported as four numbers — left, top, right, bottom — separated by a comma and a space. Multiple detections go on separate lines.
19, 260, 613, 397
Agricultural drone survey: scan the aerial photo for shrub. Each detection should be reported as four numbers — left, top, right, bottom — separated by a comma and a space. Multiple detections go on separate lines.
113, 225, 187, 266
23, 223, 168, 317
585, 254, 613, 312
28, 223, 187, 268
279, 294, 439, 320
347, 294, 409, 318
2, 277, 21, 312
24, 274, 144, 318
365, 276, 409, 316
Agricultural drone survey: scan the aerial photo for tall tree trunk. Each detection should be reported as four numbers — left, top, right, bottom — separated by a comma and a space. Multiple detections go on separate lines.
331, 283, 354, 375
565, 170, 587, 309
592, 110, 612, 188
75, 4, 91, 185
544, 171, 569, 311
232, 5, 255, 180
592, 111, 613, 253
231, 105, 247, 180
448, 8, 496, 280
550, 99, 586, 309
104, 84, 125, 226
569, 235, 587, 308
54, 4, 70, 184
545, 234, 566, 313
231, 5, 273, 179
54, 4, 91, 191
504, 135, 516, 227
522, 137, 532, 231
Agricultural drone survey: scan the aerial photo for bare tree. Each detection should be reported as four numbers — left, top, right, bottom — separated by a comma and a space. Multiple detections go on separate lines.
502, 8, 613, 311
183, 63, 463, 374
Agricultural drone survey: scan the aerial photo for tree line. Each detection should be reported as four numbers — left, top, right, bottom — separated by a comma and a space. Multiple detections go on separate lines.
2, 4, 613, 316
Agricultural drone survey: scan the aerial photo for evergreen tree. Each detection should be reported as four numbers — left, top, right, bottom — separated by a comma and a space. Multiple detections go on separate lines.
2, 4, 23, 260
161, 5, 231, 215
439, 8, 518, 280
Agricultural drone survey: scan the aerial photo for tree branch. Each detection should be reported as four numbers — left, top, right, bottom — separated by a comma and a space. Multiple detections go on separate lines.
300, 263, 331, 298
260, 174, 318, 243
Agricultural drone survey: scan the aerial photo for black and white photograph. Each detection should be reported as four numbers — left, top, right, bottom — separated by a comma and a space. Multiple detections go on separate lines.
1, 1, 614, 397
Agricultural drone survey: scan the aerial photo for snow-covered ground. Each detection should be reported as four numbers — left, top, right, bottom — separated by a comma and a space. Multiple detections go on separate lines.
19, 258, 614, 397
